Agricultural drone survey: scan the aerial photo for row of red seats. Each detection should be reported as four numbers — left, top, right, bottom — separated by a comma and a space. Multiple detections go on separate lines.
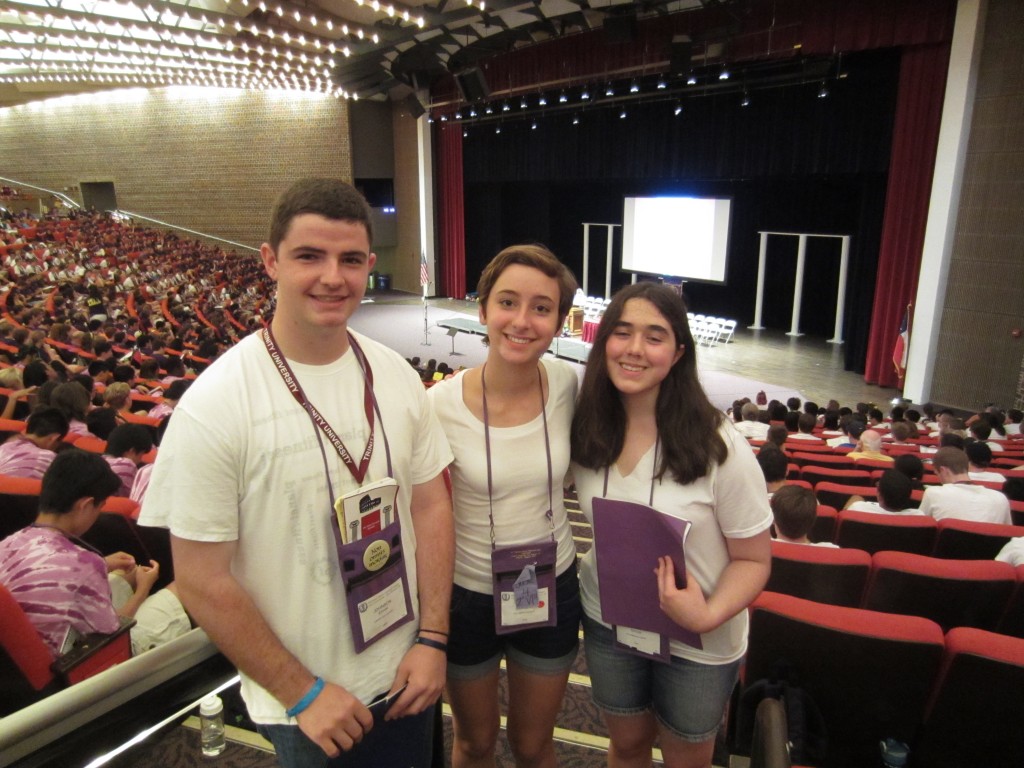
735, 591, 1024, 767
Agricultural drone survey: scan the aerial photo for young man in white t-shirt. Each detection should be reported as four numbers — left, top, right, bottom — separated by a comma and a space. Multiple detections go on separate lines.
139, 179, 454, 768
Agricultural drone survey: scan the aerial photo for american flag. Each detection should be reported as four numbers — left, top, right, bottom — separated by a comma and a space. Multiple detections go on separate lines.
419, 252, 430, 287
892, 305, 910, 379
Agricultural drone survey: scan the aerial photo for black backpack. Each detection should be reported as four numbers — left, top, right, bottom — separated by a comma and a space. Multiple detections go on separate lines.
735, 661, 829, 766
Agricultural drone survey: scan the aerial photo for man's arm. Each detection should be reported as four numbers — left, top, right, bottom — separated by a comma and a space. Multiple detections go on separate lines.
384, 471, 453, 719
172, 535, 372, 756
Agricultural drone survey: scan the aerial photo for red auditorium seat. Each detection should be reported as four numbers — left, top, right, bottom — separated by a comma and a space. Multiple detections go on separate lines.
998, 565, 1024, 639
790, 451, 855, 470
808, 504, 838, 544
914, 627, 1024, 767
739, 591, 944, 768
0, 475, 42, 541
801, 466, 873, 488
766, 540, 871, 607
863, 551, 1016, 632
834, 509, 936, 555
0, 583, 133, 715
814, 482, 877, 511
932, 518, 1024, 560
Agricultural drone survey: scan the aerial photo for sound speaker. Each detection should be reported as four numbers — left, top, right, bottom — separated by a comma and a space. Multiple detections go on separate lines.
670, 36, 693, 76
454, 68, 490, 102
404, 94, 425, 118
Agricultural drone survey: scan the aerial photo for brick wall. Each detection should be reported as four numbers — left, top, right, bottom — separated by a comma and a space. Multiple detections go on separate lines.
0, 87, 352, 249
930, 0, 1024, 411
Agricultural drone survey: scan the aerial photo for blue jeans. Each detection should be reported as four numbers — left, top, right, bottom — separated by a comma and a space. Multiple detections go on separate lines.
258, 706, 434, 768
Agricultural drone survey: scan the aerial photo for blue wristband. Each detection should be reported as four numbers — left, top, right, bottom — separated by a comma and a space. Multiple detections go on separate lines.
286, 677, 325, 718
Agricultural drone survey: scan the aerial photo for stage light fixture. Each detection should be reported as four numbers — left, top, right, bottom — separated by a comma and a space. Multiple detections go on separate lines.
740, 93, 750, 107
454, 111, 462, 119
605, 83, 614, 96
502, 101, 510, 111
531, 120, 538, 130
687, 73, 697, 85
629, 80, 639, 93
619, 109, 627, 119
719, 66, 730, 80
572, 114, 579, 125
674, 102, 682, 116
462, 129, 468, 137
559, 91, 568, 103
538, 94, 547, 106
469, 108, 477, 117
485, 105, 493, 114
580, 88, 590, 100
818, 82, 829, 98
520, 97, 528, 109
656, 78, 666, 90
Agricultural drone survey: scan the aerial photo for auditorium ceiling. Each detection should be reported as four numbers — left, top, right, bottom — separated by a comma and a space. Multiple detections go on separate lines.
0, 0, 720, 108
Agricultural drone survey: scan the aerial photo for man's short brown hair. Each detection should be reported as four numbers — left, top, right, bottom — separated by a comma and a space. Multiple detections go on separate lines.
267, 178, 373, 250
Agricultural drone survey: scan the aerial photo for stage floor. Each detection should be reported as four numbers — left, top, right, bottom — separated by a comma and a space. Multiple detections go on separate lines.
350, 292, 898, 411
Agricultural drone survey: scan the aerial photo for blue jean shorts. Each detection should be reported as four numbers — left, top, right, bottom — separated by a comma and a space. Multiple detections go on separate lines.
447, 563, 581, 681
582, 614, 739, 742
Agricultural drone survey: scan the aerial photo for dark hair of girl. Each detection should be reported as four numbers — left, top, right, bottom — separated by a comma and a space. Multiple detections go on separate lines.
571, 282, 727, 483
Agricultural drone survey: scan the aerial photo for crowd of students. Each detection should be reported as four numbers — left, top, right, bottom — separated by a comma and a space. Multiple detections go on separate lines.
2, 191, 1022, 767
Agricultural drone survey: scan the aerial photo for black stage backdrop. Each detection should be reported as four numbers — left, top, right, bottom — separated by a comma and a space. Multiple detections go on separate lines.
460, 49, 900, 373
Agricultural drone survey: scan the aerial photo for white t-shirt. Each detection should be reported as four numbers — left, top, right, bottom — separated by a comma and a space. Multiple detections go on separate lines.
573, 424, 773, 665
139, 331, 453, 723
427, 359, 577, 593
732, 420, 769, 440
996, 537, 1024, 567
846, 500, 924, 516
919, 483, 1012, 525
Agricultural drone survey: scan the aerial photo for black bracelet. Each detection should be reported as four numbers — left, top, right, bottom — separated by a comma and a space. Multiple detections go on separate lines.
418, 628, 449, 637
414, 636, 448, 653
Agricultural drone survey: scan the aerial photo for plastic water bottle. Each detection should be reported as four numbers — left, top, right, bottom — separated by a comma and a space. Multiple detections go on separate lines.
200, 694, 226, 757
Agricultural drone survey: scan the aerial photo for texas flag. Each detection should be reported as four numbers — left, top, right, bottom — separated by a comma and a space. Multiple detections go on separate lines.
892, 306, 910, 379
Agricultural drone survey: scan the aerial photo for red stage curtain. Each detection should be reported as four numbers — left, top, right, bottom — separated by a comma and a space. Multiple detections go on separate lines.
864, 43, 951, 388
436, 123, 466, 300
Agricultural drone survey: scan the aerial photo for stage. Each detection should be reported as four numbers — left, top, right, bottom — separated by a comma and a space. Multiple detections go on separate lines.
347, 293, 896, 411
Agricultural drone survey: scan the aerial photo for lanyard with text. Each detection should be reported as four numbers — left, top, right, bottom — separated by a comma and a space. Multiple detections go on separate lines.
482, 363, 558, 633
262, 328, 393, 499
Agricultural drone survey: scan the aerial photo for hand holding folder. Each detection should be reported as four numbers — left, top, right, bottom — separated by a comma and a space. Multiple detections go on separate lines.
592, 496, 702, 650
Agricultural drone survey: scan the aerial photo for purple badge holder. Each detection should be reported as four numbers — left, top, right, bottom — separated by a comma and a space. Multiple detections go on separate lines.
490, 540, 558, 635
333, 515, 414, 653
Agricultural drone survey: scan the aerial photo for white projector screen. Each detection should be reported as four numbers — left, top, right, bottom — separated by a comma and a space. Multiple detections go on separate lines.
621, 197, 732, 283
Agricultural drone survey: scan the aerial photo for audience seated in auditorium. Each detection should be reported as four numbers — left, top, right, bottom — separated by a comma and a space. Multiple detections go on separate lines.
826, 415, 864, 448
146, 378, 190, 421
1005, 408, 1022, 435
966, 442, 1005, 484
734, 402, 770, 440
103, 423, 153, 497
919, 447, 1012, 525
969, 420, 1003, 452
845, 470, 923, 515
0, 450, 190, 657
996, 537, 1024, 567
50, 381, 92, 437
789, 412, 823, 442
766, 424, 788, 449
847, 429, 893, 462
756, 444, 789, 496
0, 407, 68, 478
770, 485, 837, 547
893, 454, 926, 488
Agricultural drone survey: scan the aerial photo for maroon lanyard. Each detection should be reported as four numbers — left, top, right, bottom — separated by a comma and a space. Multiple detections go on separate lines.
263, 327, 387, 487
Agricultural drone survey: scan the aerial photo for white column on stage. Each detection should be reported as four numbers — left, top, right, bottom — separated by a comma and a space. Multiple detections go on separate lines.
753, 231, 850, 342
581, 223, 621, 298
828, 236, 850, 344
582, 224, 591, 295
787, 235, 808, 337
416, 90, 436, 294
750, 232, 768, 330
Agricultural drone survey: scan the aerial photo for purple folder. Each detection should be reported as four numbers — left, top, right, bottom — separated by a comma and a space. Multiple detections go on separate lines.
592, 496, 702, 650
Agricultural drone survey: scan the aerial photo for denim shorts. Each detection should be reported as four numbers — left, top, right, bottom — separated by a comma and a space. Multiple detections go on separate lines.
447, 562, 581, 681
582, 614, 739, 742
258, 706, 433, 768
